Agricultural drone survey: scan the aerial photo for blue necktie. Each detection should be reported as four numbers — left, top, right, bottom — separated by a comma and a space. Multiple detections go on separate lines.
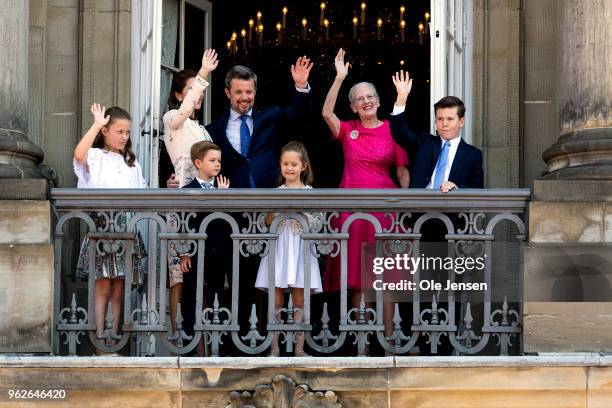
433, 141, 450, 189
239, 114, 250, 157
201, 181, 214, 189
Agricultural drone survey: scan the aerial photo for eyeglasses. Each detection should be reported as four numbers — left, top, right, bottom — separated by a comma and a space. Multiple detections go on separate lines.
354, 94, 378, 104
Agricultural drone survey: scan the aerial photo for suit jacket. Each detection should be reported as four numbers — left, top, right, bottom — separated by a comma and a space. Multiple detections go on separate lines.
181, 178, 231, 260
389, 113, 484, 189
179, 178, 233, 336
205, 90, 312, 188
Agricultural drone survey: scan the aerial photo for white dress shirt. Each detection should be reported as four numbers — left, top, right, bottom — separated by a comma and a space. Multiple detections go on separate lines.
391, 104, 462, 189
226, 108, 254, 154
426, 136, 461, 189
225, 84, 311, 154
195, 176, 215, 188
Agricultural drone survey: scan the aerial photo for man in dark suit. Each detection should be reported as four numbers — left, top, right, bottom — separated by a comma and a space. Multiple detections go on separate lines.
389, 71, 483, 191
204, 57, 313, 188
202, 59, 314, 347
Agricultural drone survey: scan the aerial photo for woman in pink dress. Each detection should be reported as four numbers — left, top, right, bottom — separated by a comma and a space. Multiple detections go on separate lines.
322, 49, 410, 331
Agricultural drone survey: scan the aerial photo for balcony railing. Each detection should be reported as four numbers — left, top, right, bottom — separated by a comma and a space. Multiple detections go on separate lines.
51, 188, 529, 357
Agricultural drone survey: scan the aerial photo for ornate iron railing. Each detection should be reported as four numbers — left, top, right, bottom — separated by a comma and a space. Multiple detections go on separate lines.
51, 188, 529, 356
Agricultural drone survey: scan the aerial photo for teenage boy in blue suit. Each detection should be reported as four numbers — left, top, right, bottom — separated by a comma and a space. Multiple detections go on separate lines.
389, 70, 483, 191
389, 71, 484, 356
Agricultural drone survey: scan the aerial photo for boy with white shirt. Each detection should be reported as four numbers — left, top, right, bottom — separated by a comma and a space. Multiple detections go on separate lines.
178, 141, 231, 353
389, 70, 483, 191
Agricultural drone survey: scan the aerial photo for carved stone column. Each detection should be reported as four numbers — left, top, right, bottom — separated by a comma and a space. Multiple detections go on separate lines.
541, 0, 612, 179
0, 1, 44, 179
526, 1, 612, 354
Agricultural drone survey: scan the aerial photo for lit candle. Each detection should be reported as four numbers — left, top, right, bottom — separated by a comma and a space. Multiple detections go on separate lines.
282, 7, 288, 29
418, 22, 424, 45
424, 12, 430, 34
241, 28, 247, 50
301, 18, 307, 40
226, 40, 232, 55
400, 20, 406, 43
377, 18, 382, 41
256, 11, 262, 24
258, 24, 264, 46
248, 19, 254, 43
231, 31, 237, 53
400, 5, 405, 18
324, 18, 330, 40
360, 2, 366, 26
320, 2, 326, 26
352, 16, 358, 39
276, 22, 282, 44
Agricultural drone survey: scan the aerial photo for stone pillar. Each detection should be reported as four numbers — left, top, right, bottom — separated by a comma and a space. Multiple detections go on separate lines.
0, 1, 44, 179
0, 2, 53, 353
542, 0, 612, 179
525, 1, 612, 353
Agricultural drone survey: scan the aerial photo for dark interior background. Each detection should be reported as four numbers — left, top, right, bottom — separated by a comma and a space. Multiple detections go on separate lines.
161, 0, 431, 187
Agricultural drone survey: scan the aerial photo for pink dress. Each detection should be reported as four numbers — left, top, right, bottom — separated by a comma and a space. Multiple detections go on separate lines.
323, 120, 409, 292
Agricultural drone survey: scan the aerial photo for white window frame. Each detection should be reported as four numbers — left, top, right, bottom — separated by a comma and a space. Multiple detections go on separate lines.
431, 0, 473, 143
130, 0, 212, 188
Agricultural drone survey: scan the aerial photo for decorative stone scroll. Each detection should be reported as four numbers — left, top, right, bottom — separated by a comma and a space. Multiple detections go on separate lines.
225, 374, 342, 408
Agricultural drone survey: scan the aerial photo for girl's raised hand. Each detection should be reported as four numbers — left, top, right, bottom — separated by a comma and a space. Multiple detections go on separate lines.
392, 70, 413, 97
200, 49, 219, 77
334, 48, 350, 80
90, 103, 109, 129
216, 175, 230, 189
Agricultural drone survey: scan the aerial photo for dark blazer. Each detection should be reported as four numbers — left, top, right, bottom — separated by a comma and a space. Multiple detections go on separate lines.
205, 90, 312, 188
181, 178, 231, 260
180, 178, 233, 336
389, 113, 484, 189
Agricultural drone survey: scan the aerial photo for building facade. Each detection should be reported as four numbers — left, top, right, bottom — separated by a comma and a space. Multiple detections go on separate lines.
2, 1, 612, 406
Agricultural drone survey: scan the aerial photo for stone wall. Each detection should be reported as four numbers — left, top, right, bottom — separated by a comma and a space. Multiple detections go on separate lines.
520, 0, 559, 187
1, 356, 611, 407
0, 180, 53, 353
29, 0, 80, 187
524, 180, 612, 353
472, 0, 521, 188
28, 0, 131, 187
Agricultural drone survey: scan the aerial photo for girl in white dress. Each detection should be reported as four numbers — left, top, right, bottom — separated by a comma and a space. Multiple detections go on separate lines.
163, 49, 218, 331
255, 141, 322, 356
74, 103, 147, 342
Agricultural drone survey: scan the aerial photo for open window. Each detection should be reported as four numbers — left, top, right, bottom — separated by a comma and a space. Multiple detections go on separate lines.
132, 0, 473, 184
431, 0, 472, 141
131, 0, 212, 188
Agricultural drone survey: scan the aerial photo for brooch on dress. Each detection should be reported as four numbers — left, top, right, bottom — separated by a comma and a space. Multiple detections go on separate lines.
349, 130, 360, 140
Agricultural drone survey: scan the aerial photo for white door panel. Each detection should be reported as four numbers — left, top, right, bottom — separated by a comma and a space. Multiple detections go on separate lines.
431, 0, 472, 142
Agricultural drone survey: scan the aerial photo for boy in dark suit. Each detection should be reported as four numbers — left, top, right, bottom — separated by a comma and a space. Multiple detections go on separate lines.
389, 72, 484, 355
389, 70, 483, 191
178, 141, 231, 346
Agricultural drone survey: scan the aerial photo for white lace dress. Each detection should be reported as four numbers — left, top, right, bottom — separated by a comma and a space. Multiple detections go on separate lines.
255, 185, 323, 293
73, 148, 147, 189
73, 148, 147, 283
163, 75, 212, 188
163, 75, 213, 286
